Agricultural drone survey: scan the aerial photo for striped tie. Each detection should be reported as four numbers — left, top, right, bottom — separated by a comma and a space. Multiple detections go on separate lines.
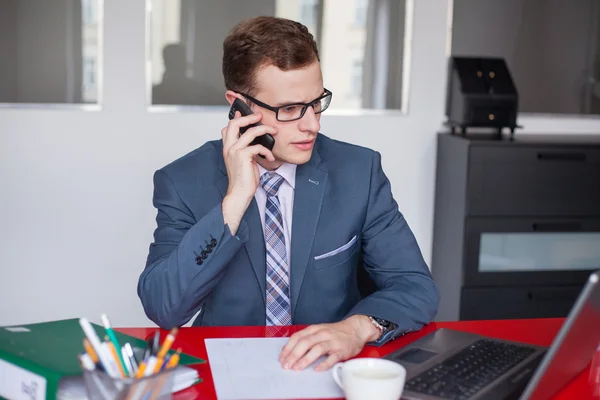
260, 172, 292, 326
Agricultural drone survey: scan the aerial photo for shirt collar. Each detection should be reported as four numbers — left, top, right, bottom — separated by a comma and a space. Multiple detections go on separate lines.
258, 162, 297, 189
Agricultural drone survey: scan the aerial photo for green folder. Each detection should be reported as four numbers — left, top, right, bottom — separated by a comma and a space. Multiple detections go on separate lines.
0, 318, 205, 400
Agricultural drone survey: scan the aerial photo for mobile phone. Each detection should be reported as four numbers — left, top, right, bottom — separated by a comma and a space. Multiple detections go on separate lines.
228, 98, 275, 152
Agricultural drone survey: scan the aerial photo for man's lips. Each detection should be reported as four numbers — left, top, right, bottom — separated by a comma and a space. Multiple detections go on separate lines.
291, 139, 315, 150
291, 139, 315, 145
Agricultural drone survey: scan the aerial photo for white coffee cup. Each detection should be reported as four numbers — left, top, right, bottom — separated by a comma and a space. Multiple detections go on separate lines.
332, 358, 406, 400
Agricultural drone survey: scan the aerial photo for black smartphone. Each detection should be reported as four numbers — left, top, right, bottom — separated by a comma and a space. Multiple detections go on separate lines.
228, 98, 275, 152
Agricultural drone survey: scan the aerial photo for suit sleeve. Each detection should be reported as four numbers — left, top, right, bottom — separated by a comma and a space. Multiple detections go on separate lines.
345, 151, 439, 345
137, 169, 249, 329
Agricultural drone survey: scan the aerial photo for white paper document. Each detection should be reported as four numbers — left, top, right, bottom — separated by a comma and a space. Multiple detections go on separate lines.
205, 338, 344, 400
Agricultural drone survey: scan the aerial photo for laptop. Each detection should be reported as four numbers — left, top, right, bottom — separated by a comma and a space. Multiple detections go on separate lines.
385, 270, 600, 400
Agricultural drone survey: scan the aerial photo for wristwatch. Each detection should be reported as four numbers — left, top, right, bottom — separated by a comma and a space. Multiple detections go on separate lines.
368, 316, 394, 339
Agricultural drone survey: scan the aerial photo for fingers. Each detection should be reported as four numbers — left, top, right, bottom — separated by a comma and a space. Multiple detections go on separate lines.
232, 124, 278, 151
280, 328, 331, 370
245, 144, 275, 162
280, 325, 322, 363
291, 342, 330, 371
222, 112, 263, 150
314, 353, 342, 372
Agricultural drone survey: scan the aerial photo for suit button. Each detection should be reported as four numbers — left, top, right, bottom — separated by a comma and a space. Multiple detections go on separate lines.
195, 256, 203, 265
205, 246, 212, 253
201, 253, 208, 260
200, 251, 207, 257
211, 238, 217, 246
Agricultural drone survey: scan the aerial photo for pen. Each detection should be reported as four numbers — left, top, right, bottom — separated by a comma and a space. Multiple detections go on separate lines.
104, 339, 126, 378
143, 355, 159, 377
123, 342, 139, 374
143, 336, 154, 361
160, 354, 172, 371
151, 331, 161, 355
120, 346, 134, 377
165, 348, 181, 369
101, 313, 130, 376
153, 327, 179, 373
78, 318, 120, 378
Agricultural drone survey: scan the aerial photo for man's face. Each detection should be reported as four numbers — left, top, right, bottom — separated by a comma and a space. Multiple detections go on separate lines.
244, 61, 324, 169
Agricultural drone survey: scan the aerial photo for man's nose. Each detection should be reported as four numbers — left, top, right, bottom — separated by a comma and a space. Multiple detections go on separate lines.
299, 106, 321, 133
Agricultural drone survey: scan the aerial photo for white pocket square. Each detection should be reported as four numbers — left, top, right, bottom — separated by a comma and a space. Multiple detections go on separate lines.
314, 235, 358, 260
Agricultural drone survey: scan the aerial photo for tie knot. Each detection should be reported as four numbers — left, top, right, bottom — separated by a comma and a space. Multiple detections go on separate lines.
260, 172, 285, 197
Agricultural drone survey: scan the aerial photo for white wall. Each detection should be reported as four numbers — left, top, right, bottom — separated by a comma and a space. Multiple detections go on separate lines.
1, 0, 600, 328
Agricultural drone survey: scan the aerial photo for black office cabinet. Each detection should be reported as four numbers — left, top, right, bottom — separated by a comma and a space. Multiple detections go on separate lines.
431, 133, 600, 321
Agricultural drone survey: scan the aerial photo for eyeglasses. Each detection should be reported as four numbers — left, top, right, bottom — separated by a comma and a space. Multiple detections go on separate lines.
238, 89, 333, 122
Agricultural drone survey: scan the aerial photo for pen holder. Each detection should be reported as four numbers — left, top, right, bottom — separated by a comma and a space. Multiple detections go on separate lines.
83, 368, 176, 400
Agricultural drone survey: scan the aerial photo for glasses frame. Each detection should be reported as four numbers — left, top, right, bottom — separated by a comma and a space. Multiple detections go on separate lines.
238, 88, 333, 122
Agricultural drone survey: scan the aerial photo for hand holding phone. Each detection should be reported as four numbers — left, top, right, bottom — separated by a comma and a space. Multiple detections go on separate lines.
228, 98, 275, 152
221, 98, 277, 235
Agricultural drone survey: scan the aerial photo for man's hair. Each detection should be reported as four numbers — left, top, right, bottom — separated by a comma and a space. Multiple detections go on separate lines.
222, 16, 320, 96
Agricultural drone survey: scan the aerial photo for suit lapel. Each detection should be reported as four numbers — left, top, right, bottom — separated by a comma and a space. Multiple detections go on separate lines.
290, 149, 327, 317
216, 145, 266, 307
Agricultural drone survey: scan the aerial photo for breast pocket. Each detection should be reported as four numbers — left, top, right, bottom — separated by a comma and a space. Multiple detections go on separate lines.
313, 235, 360, 270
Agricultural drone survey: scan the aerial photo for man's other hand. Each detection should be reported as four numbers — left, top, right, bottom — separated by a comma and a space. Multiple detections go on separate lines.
278, 315, 380, 372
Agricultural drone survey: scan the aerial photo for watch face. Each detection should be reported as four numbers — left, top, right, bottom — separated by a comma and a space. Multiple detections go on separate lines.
374, 318, 391, 328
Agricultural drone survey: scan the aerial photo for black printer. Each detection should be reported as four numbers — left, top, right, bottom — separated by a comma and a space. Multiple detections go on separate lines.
445, 56, 519, 135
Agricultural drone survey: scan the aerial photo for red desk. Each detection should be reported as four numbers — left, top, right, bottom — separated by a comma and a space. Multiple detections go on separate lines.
118, 318, 596, 399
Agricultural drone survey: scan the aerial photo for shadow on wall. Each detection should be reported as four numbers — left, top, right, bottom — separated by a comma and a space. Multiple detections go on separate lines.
152, 43, 226, 106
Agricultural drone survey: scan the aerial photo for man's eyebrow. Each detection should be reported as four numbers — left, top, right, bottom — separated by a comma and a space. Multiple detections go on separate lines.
272, 99, 305, 107
272, 91, 326, 107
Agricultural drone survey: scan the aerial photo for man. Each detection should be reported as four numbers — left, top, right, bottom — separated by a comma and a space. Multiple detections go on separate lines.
138, 16, 438, 372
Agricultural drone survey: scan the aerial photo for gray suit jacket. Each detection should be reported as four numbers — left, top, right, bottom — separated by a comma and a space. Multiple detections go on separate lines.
138, 134, 439, 344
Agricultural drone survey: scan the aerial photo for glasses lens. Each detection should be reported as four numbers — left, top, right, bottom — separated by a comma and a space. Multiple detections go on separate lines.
314, 93, 331, 114
276, 92, 332, 121
277, 105, 305, 121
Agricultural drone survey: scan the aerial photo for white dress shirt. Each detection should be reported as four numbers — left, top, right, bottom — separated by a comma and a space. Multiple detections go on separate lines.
255, 163, 297, 267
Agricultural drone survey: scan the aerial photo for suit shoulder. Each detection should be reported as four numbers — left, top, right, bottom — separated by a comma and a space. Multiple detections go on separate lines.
316, 134, 376, 165
158, 140, 223, 178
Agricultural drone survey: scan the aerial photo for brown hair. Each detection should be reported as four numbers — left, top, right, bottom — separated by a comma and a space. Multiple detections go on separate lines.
222, 16, 320, 95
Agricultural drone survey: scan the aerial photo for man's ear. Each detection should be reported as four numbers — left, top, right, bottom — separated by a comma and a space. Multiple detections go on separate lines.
225, 90, 241, 106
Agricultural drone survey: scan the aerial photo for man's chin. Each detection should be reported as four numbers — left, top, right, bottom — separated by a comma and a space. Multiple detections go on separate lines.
278, 150, 313, 166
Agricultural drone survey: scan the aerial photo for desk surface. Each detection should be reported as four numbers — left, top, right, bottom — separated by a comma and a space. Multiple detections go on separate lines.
118, 318, 595, 399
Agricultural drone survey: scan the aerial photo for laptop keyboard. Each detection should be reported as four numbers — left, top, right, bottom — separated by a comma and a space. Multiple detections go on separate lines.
404, 339, 536, 399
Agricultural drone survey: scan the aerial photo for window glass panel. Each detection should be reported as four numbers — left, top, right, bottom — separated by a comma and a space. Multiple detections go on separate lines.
479, 233, 600, 272
0, 0, 101, 105
299, 0, 318, 30
450, 0, 600, 115
148, 0, 409, 111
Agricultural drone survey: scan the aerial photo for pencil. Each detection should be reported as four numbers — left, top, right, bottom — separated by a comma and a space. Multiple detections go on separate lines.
105, 337, 127, 378
83, 338, 99, 364
135, 360, 147, 379
157, 327, 179, 359
166, 348, 181, 369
